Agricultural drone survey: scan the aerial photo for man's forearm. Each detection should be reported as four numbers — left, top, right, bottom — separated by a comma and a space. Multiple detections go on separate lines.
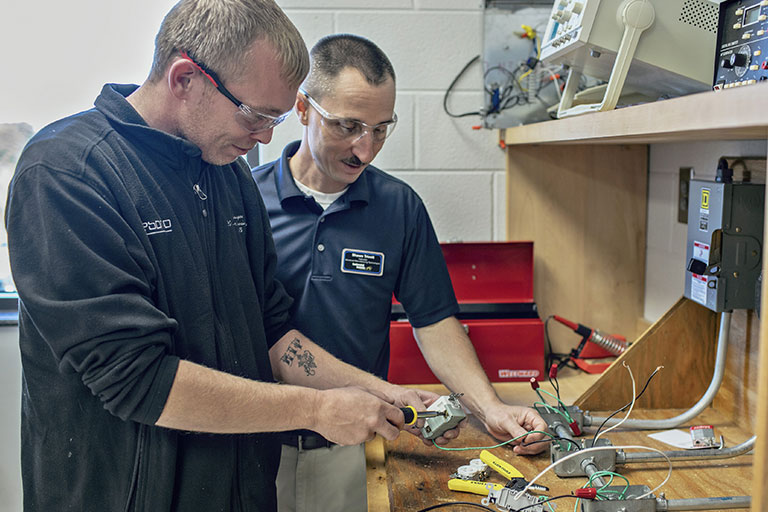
269, 329, 396, 398
155, 359, 320, 433
155, 359, 404, 444
414, 317, 503, 420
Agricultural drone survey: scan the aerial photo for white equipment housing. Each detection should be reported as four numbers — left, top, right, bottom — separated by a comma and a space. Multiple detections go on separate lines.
541, 0, 718, 118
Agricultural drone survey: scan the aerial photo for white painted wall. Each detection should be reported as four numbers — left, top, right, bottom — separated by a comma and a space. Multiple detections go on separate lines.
268, 0, 508, 242
644, 140, 767, 321
0, 327, 21, 512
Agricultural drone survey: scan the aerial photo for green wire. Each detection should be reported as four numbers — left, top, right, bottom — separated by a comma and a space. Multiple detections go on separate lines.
584, 471, 631, 501
538, 388, 574, 422
533, 400, 574, 426
431, 430, 557, 451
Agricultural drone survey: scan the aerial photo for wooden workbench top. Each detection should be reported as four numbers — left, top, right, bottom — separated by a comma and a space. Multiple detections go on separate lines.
367, 407, 753, 511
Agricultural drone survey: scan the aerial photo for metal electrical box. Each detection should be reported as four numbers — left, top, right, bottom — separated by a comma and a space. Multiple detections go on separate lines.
684, 179, 764, 311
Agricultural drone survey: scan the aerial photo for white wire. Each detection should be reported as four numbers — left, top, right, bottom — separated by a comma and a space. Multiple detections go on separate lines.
542, 65, 563, 100
515, 444, 672, 500
594, 362, 636, 443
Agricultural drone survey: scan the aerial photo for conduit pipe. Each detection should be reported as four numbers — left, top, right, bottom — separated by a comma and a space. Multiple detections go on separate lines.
618, 435, 755, 464
584, 311, 731, 430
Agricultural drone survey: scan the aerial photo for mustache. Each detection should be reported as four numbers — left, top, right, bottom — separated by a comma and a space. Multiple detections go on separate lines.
342, 156, 365, 167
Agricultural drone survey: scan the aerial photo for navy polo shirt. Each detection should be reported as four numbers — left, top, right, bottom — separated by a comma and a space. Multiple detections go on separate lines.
253, 141, 459, 378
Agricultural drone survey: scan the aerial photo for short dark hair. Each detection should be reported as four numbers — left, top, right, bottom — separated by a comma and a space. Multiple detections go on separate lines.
302, 34, 395, 100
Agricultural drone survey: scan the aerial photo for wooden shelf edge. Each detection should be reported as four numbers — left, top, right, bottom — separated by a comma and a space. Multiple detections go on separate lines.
502, 83, 768, 146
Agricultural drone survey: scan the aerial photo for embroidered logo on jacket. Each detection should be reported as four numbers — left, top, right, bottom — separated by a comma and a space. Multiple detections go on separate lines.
227, 215, 247, 233
143, 219, 173, 236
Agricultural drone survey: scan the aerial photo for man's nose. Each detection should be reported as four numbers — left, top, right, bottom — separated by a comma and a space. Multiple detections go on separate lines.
351, 129, 376, 163
252, 127, 274, 145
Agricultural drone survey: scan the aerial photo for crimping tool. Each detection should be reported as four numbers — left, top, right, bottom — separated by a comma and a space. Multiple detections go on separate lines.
448, 450, 548, 496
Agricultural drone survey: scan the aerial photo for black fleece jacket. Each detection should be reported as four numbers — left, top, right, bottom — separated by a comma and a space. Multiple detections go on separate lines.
6, 84, 294, 512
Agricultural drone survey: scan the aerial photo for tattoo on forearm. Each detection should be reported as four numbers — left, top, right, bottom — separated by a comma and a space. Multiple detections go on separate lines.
280, 338, 302, 365
280, 338, 317, 376
297, 350, 317, 376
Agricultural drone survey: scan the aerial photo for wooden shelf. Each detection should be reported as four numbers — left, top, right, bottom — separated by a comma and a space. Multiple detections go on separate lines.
502, 83, 768, 145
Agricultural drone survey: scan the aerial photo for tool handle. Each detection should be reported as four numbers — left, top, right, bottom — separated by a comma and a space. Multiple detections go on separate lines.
447, 479, 502, 495
400, 406, 417, 426
480, 450, 524, 480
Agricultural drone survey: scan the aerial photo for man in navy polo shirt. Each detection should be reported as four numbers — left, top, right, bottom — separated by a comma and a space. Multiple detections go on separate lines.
253, 34, 548, 512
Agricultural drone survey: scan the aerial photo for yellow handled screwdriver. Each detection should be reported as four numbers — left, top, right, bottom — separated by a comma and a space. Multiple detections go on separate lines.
400, 405, 446, 426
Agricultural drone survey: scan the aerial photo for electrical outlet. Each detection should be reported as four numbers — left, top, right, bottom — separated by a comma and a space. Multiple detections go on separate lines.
678, 167, 691, 224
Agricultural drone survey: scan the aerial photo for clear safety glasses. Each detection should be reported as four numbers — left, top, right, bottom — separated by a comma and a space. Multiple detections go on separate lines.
180, 51, 291, 134
299, 88, 397, 143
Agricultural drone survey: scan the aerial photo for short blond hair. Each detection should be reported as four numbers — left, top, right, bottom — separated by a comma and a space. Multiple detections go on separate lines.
149, 0, 308, 88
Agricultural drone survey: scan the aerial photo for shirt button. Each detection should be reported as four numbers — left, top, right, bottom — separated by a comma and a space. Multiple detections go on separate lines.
317, 243, 325, 252
320, 218, 325, 223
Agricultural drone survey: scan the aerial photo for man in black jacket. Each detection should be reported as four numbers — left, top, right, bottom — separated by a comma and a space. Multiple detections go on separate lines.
5, 2, 448, 511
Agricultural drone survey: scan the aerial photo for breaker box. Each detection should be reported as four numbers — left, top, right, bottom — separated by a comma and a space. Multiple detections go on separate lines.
388, 242, 545, 384
685, 178, 764, 312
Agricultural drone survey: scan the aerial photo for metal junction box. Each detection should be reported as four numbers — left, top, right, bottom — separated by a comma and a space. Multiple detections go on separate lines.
388, 242, 544, 384
684, 179, 764, 311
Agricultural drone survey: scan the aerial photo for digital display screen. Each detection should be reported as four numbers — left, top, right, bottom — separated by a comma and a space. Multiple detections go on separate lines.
744, 5, 761, 26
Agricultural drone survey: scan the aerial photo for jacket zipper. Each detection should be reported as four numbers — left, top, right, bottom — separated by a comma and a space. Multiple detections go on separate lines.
194, 168, 244, 511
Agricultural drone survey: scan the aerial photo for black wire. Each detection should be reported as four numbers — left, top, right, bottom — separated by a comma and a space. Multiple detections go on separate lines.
548, 363, 560, 402
443, 55, 483, 118
591, 366, 664, 445
544, 315, 555, 370
417, 501, 494, 512
522, 436, 580, 450
544, 315, 578, 373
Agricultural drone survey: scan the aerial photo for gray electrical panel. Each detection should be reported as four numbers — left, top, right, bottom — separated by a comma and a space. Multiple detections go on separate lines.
684, 179, 764, 312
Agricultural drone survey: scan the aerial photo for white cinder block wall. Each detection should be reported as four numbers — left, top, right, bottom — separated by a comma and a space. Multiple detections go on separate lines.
268, 0, 508, 241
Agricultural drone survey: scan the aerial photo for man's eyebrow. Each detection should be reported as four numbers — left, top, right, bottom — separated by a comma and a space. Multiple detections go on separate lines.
247, 104, 288, 117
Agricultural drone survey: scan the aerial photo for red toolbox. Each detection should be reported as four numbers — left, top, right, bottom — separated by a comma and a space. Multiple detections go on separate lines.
388, 242, 544, 384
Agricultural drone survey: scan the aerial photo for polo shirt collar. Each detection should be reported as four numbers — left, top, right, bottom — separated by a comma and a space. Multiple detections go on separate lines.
275, 140, 371, 207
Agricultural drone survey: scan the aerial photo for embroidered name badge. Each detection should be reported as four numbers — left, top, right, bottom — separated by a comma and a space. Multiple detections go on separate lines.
341, 248, 384, 277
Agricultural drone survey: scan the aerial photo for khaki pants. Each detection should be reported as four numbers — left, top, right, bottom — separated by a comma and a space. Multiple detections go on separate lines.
276, 443, 367, 512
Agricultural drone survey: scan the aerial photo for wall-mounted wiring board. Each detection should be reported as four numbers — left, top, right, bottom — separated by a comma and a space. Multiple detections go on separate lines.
482, 1, 562, 128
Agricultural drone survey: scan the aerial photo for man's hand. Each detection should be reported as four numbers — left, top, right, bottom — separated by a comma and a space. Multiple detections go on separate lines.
374, 386, 463, 446
311, 387, 403, 445
481, 405, 549, 455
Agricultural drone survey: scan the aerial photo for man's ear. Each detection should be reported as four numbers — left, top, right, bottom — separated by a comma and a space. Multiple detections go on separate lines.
167, 59, 199, 100
295, 93, 309, 126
